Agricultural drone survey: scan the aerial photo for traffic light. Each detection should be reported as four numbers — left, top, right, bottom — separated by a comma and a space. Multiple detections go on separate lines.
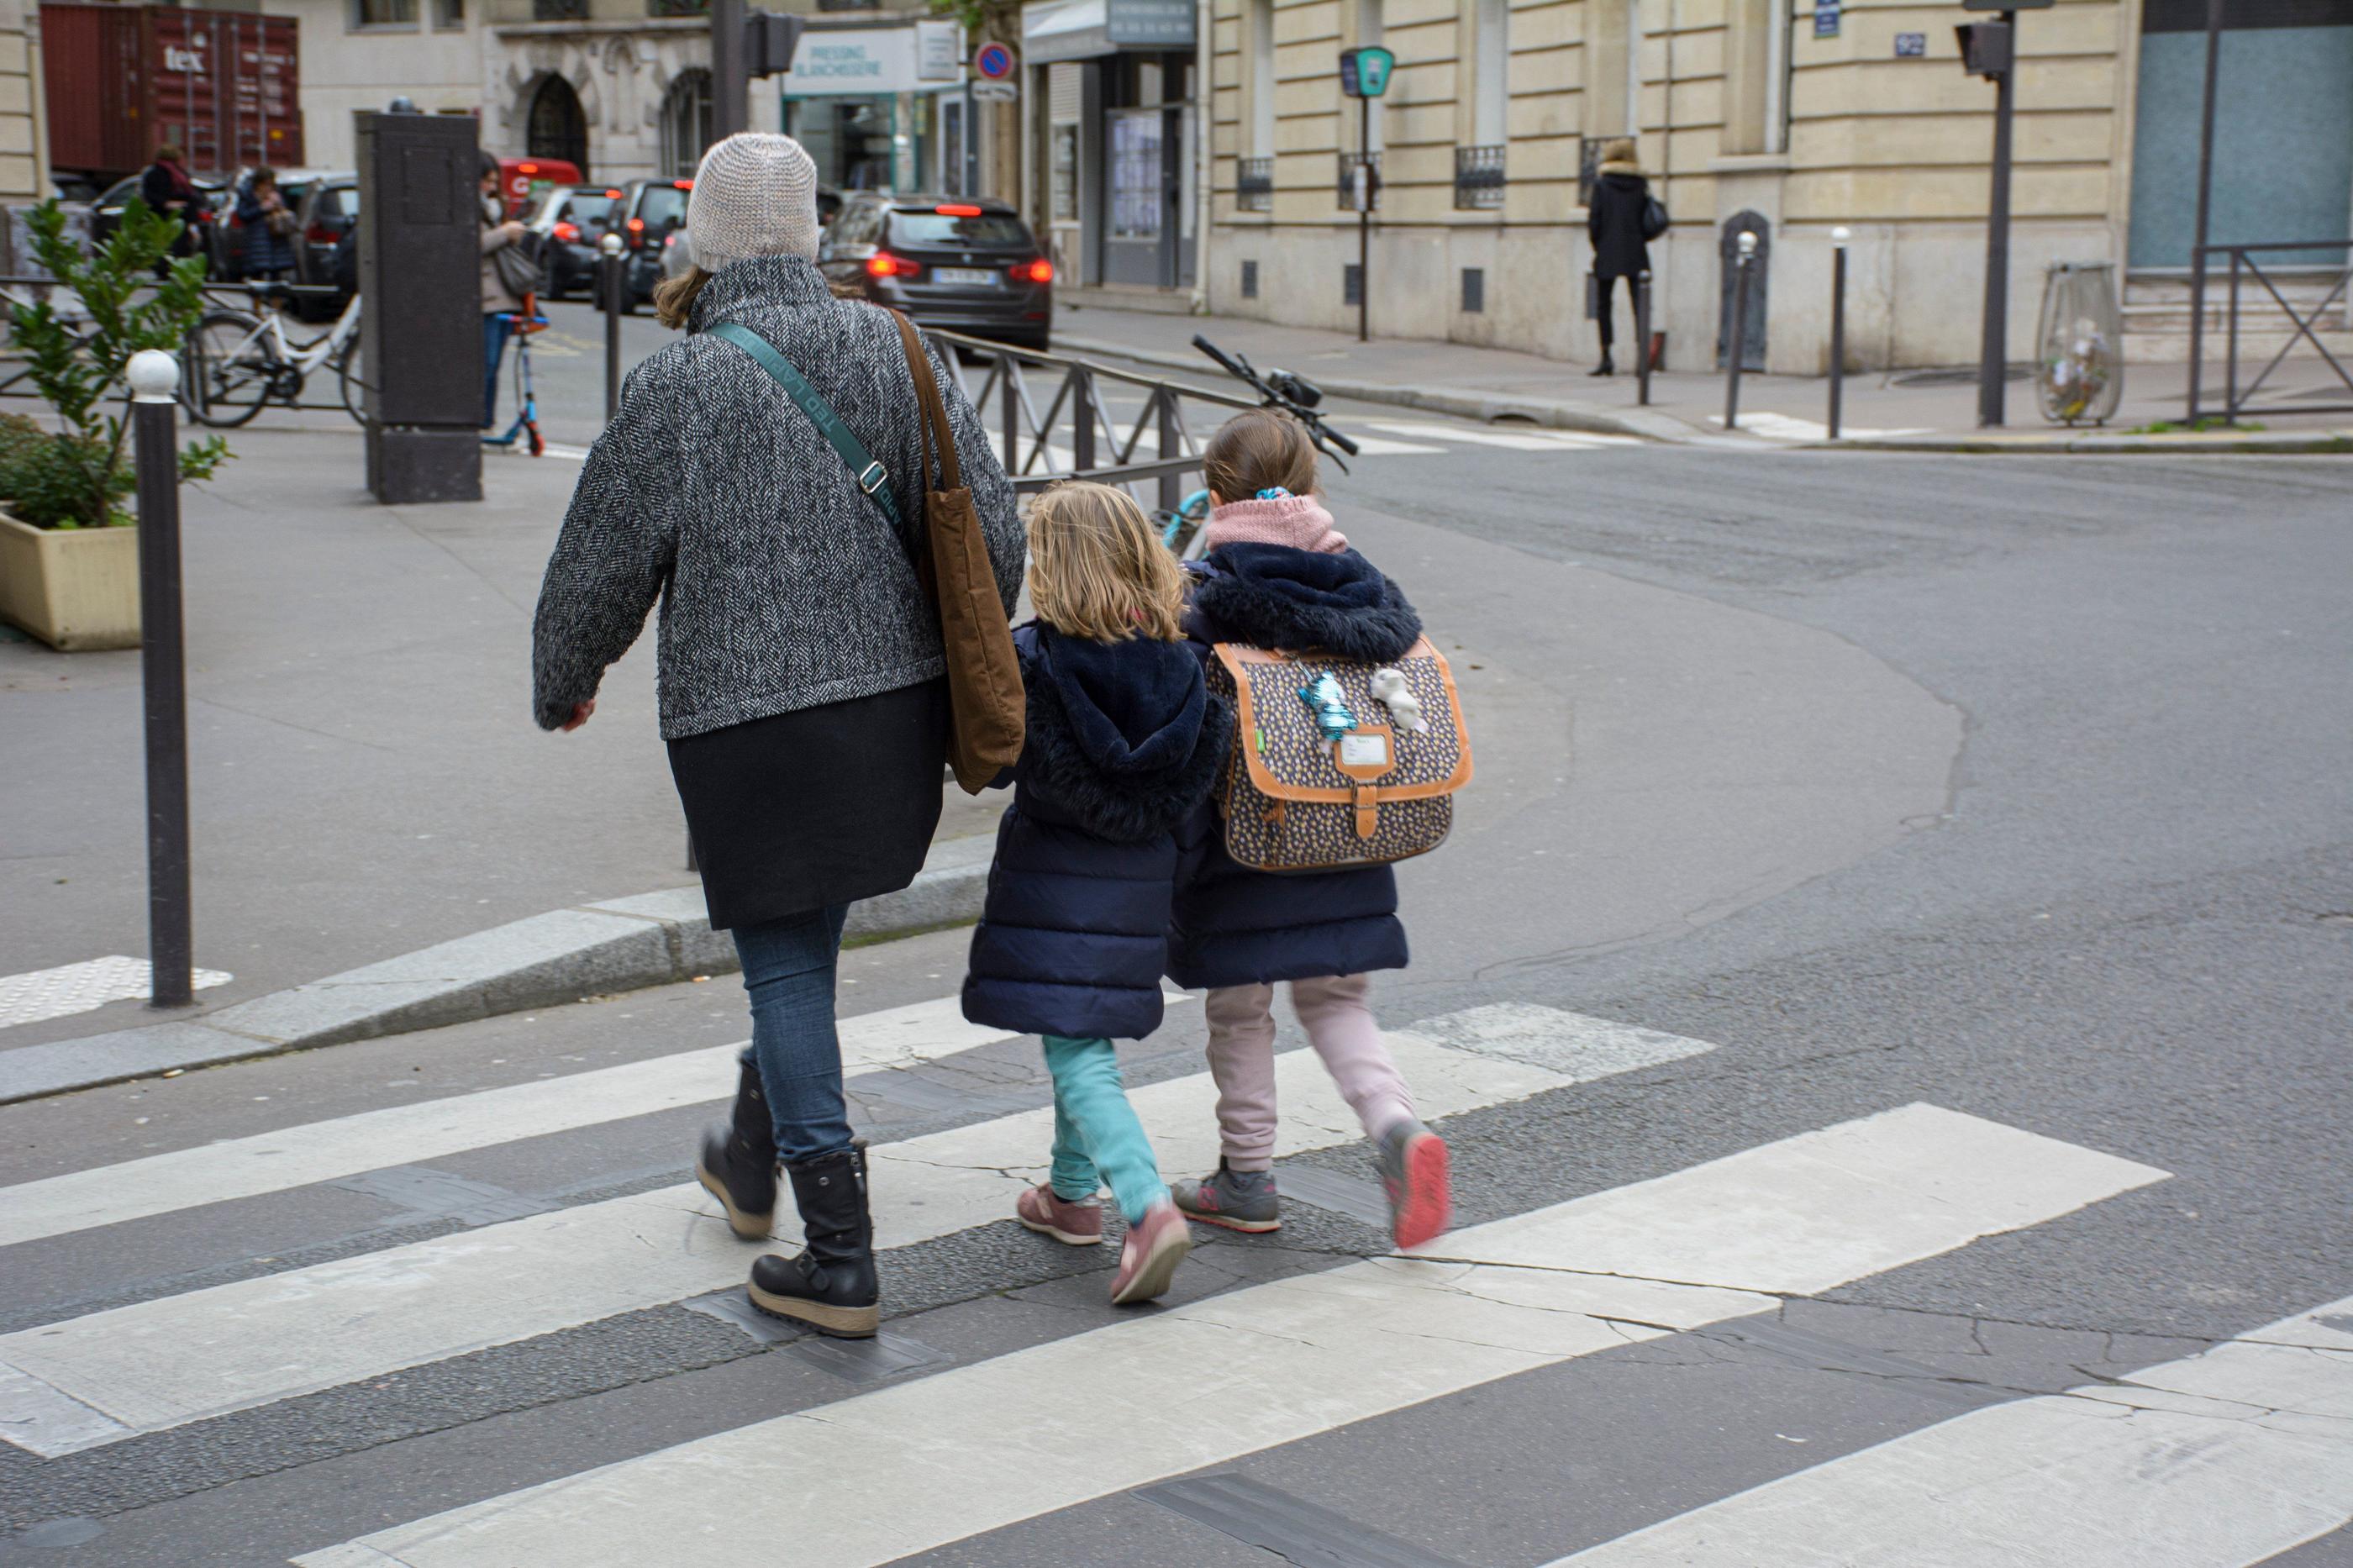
745, 9, 803, 78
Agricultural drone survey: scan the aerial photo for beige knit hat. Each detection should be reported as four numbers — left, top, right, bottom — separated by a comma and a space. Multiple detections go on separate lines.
686, 132, 821, 272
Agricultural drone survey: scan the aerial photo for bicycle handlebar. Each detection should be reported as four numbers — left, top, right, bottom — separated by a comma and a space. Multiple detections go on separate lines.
1191, 334, 1356, 472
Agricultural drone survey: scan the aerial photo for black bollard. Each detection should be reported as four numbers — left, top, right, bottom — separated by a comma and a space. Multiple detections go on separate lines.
129, 350, 193, 1008
601, 234, 624, 423
1635, 271, 1653, 407
1828, 227, 1850, 441
1724, 234, 1756, 433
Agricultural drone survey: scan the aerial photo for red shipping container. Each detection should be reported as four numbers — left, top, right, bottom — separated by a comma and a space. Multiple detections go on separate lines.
42, 4, 303, 182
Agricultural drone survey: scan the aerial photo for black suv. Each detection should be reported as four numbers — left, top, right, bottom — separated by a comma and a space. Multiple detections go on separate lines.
819, 195, 1052, 353
527, 183, 628, 299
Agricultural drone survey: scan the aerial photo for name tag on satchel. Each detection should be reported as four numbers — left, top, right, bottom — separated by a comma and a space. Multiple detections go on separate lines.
1338, 732, 1392, 770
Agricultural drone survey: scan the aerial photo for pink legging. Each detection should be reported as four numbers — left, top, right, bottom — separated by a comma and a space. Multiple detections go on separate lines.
1203, 975, 1415, 1171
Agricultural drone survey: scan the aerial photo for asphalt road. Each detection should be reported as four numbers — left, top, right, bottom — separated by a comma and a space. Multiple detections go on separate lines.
2, 327, 2349, 1566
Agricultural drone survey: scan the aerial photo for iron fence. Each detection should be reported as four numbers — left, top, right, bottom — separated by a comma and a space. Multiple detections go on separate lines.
2190, 240, 2353, 424
1454, 145, 1505, 210
924, 328, 1262, 508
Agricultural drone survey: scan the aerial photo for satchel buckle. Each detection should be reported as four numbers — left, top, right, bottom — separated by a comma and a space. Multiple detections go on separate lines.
857, 460, 888, 495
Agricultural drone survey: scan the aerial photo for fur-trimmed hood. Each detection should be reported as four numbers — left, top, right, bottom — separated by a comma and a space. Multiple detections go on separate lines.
1598, 161, 1644, 180
1017, 624, 1231, 845
1187, 543, 1423, 666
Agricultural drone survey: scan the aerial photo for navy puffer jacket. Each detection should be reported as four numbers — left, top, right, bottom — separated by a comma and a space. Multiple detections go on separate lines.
963, 624, 1231, 1040
1169, 543, 1421, 990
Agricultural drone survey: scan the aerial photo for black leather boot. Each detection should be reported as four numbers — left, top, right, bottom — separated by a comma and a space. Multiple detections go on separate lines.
695, 1058, 776, 1240
1588, 354, 1616, 377
749, 1144, 880, 1339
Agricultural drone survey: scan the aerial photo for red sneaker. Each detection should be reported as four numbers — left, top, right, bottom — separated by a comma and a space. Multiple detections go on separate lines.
1016, 1184, 1105, 1247
1109, 1200, 1193, 1306
1378, 1120, 1452, 1250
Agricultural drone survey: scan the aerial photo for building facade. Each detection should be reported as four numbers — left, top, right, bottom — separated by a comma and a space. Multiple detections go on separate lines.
1195, 0, 2353, 371
0, 0, 47, 201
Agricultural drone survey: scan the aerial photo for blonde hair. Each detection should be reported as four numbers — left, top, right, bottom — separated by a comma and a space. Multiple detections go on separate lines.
1203, 408, 1319, 503
655, 265, 712, 329
1027, 481, 1186, 643
1599, 136, 1638, 167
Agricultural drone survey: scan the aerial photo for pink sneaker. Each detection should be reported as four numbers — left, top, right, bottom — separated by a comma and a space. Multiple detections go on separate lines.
1016, 1184, 1104, 1247
1109, 1200, 1193, 1306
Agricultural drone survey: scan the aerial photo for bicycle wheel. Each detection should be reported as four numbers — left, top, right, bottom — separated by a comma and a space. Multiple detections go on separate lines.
334, 335, 368, 425
182, 311, 272, 428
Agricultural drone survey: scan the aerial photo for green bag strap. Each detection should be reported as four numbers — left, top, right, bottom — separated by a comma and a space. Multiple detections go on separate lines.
706, 321, 900, 529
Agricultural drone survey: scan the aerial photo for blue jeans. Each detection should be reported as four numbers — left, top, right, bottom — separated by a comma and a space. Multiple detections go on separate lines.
482, 313, 514, 429
733, 904, 853, 1165
1043, 1034, 1169, 1223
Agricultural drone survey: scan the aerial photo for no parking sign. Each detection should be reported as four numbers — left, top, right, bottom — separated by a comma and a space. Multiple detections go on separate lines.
975, 42, 1015, 80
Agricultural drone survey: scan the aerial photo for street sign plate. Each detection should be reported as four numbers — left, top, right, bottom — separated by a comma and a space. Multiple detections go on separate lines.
1813, 0, 1840, 36
975, 41, 1015, 80
971, 79, 1019, 101
1339, 45, 1395, 99
1895, 30, 1926, 55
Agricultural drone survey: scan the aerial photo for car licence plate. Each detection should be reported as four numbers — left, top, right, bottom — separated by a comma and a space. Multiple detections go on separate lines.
934, 267, 998, 287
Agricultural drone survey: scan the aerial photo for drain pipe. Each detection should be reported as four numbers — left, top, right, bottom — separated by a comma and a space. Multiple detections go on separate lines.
1191, 0, 1212, 314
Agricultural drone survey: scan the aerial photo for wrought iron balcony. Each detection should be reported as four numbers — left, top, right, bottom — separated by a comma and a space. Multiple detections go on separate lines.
1237, 158, 1272, 213
1455, 145, 1505, 210
1335, 151, 1381, 212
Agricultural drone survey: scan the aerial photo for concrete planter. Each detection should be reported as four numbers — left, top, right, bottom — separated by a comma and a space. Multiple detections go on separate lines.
0, 510, 139, 650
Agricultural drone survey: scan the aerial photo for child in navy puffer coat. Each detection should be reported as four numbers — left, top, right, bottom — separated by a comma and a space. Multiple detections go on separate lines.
1168, 409, 1452, 1250
963, 481, 1232, 1306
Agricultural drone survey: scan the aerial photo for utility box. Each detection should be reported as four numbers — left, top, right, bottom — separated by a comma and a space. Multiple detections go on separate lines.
357, 113, 482, 505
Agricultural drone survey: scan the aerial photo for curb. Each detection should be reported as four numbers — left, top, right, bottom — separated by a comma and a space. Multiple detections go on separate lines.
1822, 430, 2353, 455
1049, 333, 1695, 445
0, 834, 998, 1107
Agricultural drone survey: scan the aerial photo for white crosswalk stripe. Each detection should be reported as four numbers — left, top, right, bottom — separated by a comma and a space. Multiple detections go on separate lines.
1364, 419, 1643, 451
0, 1013, 1586, 1457
286, 1103, 2166, 1568
0, 992, 1036, 1252
1546, 1293, 2353, 1567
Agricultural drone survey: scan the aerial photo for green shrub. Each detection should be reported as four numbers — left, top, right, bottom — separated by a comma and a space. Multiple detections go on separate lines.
3, 198, 228, 529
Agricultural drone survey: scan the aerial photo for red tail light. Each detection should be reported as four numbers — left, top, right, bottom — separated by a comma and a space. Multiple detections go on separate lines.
603, 188, 624, 199
305, 223, 333, 245
935, 203, 983, 217
1010, 258, 1054, 285
626, 215, 645, 249
672, 180, 694, 191
866, 252, 921, 280
553, 221, 580, 243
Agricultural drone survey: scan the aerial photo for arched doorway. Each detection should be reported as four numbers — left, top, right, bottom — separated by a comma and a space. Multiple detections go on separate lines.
526, 74, 589, 176
660, 69, 713, 179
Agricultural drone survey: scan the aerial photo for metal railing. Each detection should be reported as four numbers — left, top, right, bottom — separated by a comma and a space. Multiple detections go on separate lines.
2189, 240, 2353, 424
1237, 158, 1274, 213
924, 327, 1260, 508
1454, 145, 1504, 210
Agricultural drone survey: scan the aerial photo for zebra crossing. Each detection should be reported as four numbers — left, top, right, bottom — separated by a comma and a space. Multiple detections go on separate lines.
0, 987, 2342, 1567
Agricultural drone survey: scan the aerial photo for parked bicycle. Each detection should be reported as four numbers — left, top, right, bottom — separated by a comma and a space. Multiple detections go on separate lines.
182, 284, 364, 428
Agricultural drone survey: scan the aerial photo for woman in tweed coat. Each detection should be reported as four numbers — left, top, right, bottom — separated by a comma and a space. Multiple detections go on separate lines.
530, 134, 1024, 1339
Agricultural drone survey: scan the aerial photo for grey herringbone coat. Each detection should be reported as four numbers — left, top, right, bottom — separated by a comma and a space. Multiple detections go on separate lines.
530, 255, 1023, 739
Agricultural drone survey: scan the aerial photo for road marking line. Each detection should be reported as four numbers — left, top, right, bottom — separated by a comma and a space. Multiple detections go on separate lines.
0, 993, 1027, 1252
1364, 420, 1640, 450
0, 1021, 1566, 1455
285, 1104, 2166, 1568
1347, 435, 1448, 456
0, 957, 232, 1031
1545, 1295, 2353, 1567
1410, 1003, 1713, 1079
1708, 412, 1932, 442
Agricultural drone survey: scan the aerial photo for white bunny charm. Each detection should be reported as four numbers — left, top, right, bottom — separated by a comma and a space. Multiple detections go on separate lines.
1368, 667, 1429, 734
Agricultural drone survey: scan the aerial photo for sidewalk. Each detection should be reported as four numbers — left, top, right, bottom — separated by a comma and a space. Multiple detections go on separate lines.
1, 419, 1003, 1065
1051, 301, 2353, 453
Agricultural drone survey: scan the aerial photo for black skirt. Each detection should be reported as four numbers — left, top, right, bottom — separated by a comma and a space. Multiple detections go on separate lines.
667, 678, 950, 932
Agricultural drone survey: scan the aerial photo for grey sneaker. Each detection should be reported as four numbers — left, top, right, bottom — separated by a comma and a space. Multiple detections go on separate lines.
1377, 1118, 1451, 1250
1171, 1159, 1281, 1234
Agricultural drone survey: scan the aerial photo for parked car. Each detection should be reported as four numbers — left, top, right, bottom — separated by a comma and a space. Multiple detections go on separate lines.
526, 183, 627, 299
818, 194, 1053, 353
611, 176, 694, 312
50, 172, 102, 205
89, 172, 228, 269
292, 174, 360, 318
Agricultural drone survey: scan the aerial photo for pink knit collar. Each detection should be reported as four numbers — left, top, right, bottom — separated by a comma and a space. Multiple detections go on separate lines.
1203, 494, 1348, 554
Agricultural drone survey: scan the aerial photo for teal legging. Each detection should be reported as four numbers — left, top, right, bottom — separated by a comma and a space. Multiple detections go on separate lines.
1043, 1034, 1170, 1223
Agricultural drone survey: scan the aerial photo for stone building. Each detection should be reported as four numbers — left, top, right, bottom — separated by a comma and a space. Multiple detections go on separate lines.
1198, 0, 2353, 372
0, 0, 47, 202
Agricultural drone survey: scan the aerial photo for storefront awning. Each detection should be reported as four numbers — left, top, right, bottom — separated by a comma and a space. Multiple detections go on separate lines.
1022, 0, 1193, 64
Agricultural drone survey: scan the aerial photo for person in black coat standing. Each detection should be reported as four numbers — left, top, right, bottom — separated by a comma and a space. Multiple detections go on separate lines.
138, 143, 206, 277
1585, 136, 1656, 377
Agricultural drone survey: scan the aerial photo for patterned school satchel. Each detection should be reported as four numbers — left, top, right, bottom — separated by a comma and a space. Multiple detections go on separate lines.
1207, 639, 1472, 873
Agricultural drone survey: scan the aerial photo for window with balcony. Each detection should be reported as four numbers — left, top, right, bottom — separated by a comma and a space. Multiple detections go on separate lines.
1454, 145, 1503, 209
661, 69, 713, 175
1238, 156, 1273, 212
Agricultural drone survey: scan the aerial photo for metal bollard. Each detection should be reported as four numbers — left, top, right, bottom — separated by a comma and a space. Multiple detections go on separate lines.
129, 350, 193, 1008
1634, 271, 1654, 407
1724, 231, 1757, 433
600, 231, 624, 424
1828, 227, 1850, 442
